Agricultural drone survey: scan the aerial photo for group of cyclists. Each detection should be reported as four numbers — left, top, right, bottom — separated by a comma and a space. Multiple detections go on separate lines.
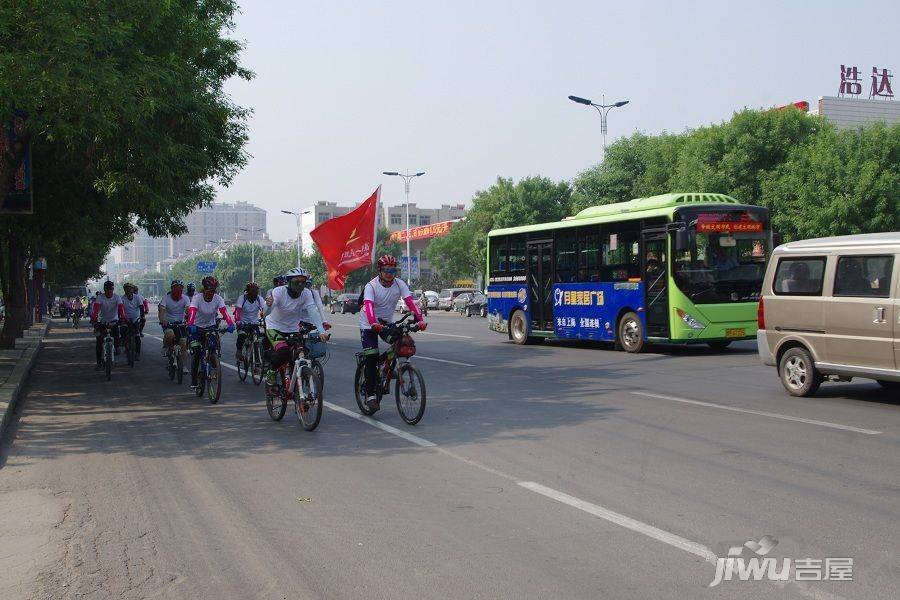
90, 254, 427, 414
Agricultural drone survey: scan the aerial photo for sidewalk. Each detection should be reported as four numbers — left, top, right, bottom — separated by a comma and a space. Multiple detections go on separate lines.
0, 320, 50, 444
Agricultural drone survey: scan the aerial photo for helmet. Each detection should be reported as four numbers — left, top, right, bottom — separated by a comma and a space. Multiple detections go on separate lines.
201, 276, 219, 291
245, 282, 260, 292
171, 279, 184, 289
377, 254, 398, 269
186, 281, 196, 291
103, 280, 114, 290
284, 267, 309, 279
123, 282, 134, 292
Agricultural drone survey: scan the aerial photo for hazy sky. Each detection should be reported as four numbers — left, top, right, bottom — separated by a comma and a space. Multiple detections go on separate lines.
215, 0, 899, 242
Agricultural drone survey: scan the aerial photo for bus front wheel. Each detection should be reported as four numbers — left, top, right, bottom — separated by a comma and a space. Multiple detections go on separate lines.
617, 312, 644, 353
510, 310, 532, 345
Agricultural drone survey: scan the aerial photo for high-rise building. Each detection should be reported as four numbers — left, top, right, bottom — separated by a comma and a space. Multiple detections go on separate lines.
810, 96, 900, 130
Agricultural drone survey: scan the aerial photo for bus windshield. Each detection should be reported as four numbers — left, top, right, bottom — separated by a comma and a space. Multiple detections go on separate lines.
672, 208, 768, 304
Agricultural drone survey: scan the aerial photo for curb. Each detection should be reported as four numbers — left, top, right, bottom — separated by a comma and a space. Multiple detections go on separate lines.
0, 320, 51, 446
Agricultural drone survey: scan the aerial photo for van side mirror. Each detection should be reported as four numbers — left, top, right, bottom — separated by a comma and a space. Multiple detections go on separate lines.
674, 229, 691, 251
772, 232, 783, 248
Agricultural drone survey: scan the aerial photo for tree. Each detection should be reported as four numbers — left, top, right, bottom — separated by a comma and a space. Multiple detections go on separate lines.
0, 1, 251, 346
426, 224, 481, 282
761, 121, 899, 241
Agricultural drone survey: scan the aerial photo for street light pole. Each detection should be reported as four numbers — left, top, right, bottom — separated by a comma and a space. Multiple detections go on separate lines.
382, 170, 425, 286
281, 209, 311, 268
568, 94, 629, 154
239, 227, 264, 282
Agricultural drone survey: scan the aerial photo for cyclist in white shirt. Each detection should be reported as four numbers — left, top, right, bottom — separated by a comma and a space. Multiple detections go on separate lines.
186, 276, 235, 388
233, 281, 265, 362
263, 267, 329, 386
90, 280, 125, 369
359, 254, 426, 413
158, 280, 190, 363
121, 283, 146, 359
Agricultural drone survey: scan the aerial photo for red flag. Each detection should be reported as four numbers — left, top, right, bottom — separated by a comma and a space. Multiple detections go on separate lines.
310, 186, 380, 290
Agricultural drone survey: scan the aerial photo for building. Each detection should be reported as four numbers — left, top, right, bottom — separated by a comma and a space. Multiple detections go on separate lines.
297, 201, 353, 254
810, 96, 900, 130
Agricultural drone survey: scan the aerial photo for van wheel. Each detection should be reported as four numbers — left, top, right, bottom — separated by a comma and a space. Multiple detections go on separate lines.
509, 310, 531, 345
617, 312, 644, 353
779, 346, 822, 397
707, 341, 731, 350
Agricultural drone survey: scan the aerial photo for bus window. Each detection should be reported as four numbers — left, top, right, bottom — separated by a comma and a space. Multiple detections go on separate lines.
490, 237, 508, 276
509, 236, 526, 273
602, 225, 640, 281
577, 227, 601, 282
555, 229, 577, 282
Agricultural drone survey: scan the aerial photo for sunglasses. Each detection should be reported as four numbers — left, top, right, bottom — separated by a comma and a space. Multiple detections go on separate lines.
381, 267, 398, 275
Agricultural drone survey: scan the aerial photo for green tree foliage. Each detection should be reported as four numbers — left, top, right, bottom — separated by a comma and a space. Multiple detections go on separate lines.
0, 1, 250, 345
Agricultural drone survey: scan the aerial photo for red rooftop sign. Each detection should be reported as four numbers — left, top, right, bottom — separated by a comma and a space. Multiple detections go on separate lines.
389, 220, 455, 243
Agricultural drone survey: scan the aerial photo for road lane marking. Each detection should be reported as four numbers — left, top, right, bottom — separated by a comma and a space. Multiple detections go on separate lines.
323, 402, 436, 447
332, 322, 474, 339
518, 481, 718, 563
329, 342, 476, 367
631, 391, 882, 435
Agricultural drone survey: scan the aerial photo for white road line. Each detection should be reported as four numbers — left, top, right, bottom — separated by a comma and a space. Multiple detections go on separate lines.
332, 322, 473, 339
518, 481, 718, 563
322, 402, 436, 447
329, 342, 477, 368
631, 391, 882, 435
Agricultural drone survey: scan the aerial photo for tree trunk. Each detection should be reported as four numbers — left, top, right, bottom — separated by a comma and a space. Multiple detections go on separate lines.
0, 231, 27, 348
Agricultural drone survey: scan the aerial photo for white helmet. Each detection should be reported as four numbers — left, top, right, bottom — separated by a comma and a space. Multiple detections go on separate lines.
284, 267, 309, 279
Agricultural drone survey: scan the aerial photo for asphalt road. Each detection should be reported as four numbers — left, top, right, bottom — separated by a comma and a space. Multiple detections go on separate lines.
1, 310, 898, 600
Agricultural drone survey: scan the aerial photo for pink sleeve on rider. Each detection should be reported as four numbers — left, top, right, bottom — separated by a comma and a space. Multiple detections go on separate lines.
234, 306, 243, 323
364, 300, 377, 326
185, 306, 197, 326
218, 306, 234, 326
117, 303, 126, 320
91, 303, 100, 322
403, 296, 423, 321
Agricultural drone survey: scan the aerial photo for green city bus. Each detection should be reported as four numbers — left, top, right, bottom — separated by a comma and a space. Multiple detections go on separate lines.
485, 193, 770, 351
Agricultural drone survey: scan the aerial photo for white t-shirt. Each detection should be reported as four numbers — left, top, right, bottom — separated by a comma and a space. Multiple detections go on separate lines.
94, 293, 123, 324
159, 293, 190, 323
122, 293, 145, 321
266, 286, 320, 333
190, 293, 226, 328
358, 276, 412, 329
234, 293, 265, 324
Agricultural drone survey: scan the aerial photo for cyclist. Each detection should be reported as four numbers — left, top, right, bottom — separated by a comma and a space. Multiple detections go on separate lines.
90, 280, 125, 369
186, 281, 197, 300
359, 254, 426, 413
233, 281, 265, 362
263, 267, 329, 387
121, 283, 146, 359
135, 286, 150, 336
158, 280, 190, 363
71, 296, 84, 324
186, 276, 234, 388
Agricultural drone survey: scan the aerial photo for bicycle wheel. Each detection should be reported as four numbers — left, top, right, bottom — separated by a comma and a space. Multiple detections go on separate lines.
395, 363, 426, 425
207, 355, 221, 404
295, 364, 323, 431
354, 360, 376, 416
167, 350, 176, 380
194, 360, 205, 398
237, 345, 249, 382
251, 341, 263, 386
312, 359, 325, 392
176, 351, 184, 385
105, 350, 112, 382
126, 334, 135, 367
266, 369, 287, 421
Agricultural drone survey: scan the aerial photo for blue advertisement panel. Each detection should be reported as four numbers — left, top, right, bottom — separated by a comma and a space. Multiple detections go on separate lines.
196, 261, 218, 273
551, 282, 646, 341
487, 282, 528, 334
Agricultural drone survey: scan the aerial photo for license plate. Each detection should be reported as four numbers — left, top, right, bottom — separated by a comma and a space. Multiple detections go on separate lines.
725, 328, 746, 338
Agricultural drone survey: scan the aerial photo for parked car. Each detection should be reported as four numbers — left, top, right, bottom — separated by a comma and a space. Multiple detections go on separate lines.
438, 287, 475, 311
452, 292, 473, 313
397, 290, 429, 315
757, 232, 900, 397
330, 293, 360, 314
424, 290, 439, 309
464, 292, 487, 317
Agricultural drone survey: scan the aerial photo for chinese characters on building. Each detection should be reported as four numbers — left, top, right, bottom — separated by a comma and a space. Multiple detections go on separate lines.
840, 64, 893, 99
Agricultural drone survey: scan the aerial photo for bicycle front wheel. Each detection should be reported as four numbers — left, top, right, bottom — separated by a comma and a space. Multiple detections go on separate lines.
251, 342, 263, 386
167, 351, 176, 380
354, 360, 376, 416
194, 364, 205, 397
176, 351, 184, 385
105, 353, 112, 381
237, 346, 249, 382
295, 364, 323, 431
207, 355, 221, 404
126, 336, 135, 367
395, 363, 426, 425
312, 359, 325, 392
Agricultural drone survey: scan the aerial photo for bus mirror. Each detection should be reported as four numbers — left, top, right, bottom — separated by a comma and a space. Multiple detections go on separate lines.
674, 229, 690, 251
772, 232, 783, 248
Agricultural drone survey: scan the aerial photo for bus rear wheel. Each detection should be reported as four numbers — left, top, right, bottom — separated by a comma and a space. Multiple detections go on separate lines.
617, 312, 644, 353
509, 310, 532, 345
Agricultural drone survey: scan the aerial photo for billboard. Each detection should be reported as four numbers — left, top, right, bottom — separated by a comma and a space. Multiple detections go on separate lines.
390, 220, 454, 243
1, 113, 33, 214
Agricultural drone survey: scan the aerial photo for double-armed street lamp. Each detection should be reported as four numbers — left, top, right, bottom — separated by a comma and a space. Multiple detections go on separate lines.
281, 209, 312, 268
568, 94, 629, 154
382, 171, 425, 285
238, 227, 264, 282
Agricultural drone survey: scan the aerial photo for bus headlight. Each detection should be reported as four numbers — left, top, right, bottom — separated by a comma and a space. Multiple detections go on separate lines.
676, 308, 705, 330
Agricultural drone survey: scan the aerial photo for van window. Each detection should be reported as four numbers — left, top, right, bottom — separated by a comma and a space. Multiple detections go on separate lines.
773, 257, 826, 295
833, 255, 894, 298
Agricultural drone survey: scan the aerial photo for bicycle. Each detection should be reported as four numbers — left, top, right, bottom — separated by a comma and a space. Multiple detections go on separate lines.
237, 321, 263, 384
250, 320, 266, 386
265, 327, 324, 431
72, 309, 83, 328
164, 322, 186, 384
354, 313, 427, 425
96, 323, 115, 381
193, 322, 224, 403
122, 320, 138, 367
